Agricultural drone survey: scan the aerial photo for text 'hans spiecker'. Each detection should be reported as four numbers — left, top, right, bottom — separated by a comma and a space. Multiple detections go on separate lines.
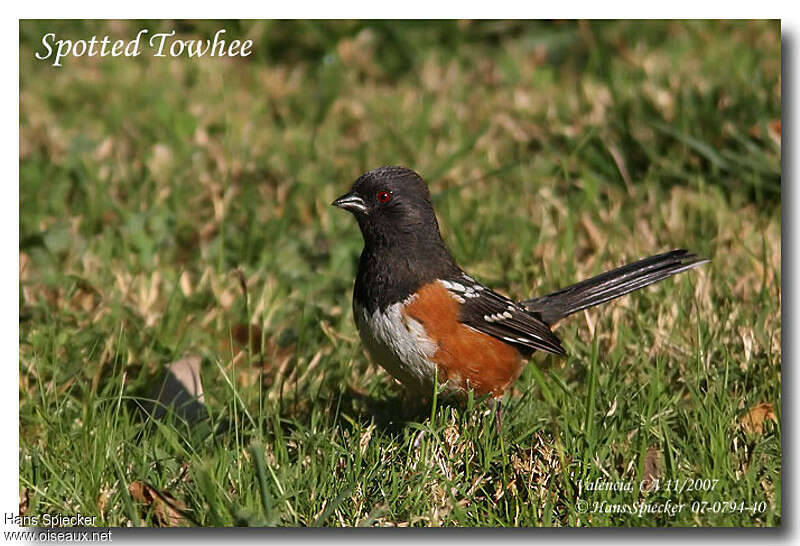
35, 29, 253, 67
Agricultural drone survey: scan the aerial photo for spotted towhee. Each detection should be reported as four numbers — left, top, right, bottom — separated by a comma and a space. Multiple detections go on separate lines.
333, 166, 707, 399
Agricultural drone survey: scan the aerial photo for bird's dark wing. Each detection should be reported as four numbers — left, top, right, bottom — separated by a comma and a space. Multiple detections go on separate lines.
440, 274, 566, 357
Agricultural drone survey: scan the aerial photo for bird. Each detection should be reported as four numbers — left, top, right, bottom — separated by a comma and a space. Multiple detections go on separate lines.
332, 166, 708, 400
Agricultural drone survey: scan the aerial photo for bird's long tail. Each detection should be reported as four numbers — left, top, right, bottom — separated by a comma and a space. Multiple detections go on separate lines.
521, 249, 708, 325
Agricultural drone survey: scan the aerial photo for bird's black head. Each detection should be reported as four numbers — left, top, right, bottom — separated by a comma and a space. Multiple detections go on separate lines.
332, 166, 444, 251
333, 166, 460, 309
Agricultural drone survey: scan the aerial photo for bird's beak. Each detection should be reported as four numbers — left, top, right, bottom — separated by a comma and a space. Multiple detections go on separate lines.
332, 192, 367, 214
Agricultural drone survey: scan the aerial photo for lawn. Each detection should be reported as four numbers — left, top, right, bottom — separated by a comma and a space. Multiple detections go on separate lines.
19, 20, 781, 526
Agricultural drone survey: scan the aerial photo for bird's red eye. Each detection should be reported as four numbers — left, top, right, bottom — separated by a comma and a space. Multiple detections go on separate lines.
377, 191, 392, 203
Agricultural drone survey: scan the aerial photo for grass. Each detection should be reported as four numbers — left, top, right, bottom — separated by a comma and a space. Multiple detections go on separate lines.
19, 20, 781, 526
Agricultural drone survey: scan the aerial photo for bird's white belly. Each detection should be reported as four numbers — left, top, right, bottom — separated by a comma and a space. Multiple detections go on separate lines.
354, 297, 439, 395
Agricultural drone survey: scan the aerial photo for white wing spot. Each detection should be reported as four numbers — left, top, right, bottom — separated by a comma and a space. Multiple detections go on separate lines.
440, 279, 466, 293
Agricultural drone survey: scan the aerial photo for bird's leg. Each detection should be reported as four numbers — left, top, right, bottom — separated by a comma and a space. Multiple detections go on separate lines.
489, 397, 503, 433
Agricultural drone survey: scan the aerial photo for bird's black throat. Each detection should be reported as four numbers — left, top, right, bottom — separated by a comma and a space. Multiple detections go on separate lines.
353, 229, 460, 314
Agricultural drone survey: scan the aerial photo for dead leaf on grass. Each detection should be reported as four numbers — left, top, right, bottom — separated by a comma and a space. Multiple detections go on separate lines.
232, 323, 264, 354
19, 488, 29, 515
640, 447, 663, 492
128, 481, 190, 527
96, 487, 112, 520
149, 355, 207, 423
740, 402, 777, 435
